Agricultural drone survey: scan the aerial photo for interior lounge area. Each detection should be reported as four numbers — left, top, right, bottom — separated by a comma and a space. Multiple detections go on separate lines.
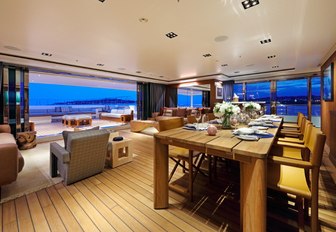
1, 0, 336, 231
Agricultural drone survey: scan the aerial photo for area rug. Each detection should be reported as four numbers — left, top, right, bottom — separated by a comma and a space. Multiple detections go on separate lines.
0, 142, 63, 204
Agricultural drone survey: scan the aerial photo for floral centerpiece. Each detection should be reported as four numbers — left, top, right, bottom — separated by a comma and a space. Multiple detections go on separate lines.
243, 102, 261, 119
213, 102, 241, 128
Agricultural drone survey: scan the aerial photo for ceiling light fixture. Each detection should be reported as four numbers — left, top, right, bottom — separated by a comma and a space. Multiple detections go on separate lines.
272, 65, 279, 68
41, 52, 52, 57
260, 38, 272, 44
268, 55, 276, 59
221, 64, 228, 67
242, 0, 259, 9
139, 18, 148, 23
97, 63, 104, 66
203, 53, 212, 57
98, 0, 105, 2
166, 32, 178, 39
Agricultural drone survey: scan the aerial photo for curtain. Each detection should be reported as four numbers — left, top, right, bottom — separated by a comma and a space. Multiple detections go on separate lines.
166, 86, 177, 107
202, 91, 210, 107
137, 82, 166, 120
222, 81, 234, 101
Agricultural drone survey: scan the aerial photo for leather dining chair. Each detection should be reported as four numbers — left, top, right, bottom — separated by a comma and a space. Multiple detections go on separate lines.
158, 117, 204, 201
267, 126, 326, 231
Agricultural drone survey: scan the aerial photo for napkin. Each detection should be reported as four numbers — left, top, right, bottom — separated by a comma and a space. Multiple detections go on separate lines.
183, 123, 208, 131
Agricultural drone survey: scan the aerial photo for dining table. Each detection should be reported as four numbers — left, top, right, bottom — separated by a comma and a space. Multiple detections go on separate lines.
153, 122, 281, 232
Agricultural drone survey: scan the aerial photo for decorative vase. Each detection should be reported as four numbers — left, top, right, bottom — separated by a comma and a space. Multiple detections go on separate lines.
221, 115, 231, 129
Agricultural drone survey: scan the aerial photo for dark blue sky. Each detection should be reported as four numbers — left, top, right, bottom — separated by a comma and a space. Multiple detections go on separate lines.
30, 83, 136, 105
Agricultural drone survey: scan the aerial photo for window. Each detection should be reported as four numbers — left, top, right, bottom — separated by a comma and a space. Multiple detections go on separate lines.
311, 76, 321, 127
233, 83, 244, 101
276, 79, 308, 121
245, 81, 271, 114
177, 88, 202, 107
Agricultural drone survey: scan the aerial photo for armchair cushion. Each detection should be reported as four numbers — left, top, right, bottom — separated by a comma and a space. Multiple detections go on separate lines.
62, 126, 100, 149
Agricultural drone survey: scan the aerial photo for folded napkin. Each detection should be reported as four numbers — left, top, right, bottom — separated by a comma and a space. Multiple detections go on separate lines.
233, 129, 274, 139
248, 122, 277, 128
183, 123, 208, 131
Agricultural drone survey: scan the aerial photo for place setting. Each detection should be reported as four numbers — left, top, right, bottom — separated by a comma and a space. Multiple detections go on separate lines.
232, 127, 274, 141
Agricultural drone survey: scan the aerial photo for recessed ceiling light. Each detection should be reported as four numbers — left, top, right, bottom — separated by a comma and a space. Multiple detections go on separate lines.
214, 35, 228, 42
139, 17, 148, 23
97, 63, 104, 66
203, 53, 212, 57
242, 0, 259, 9
136, 71, 142, 74
272, 65, 279, 68
98, 0, 105, 2
221, 64, 228, 67
165, 32, 178, 39
159, 75, 164, 78
260, 38, 272, 44
234, 71, 240, 74
41, 52, 52, 57
4, 45, 21, 51
268, 55, 276, 59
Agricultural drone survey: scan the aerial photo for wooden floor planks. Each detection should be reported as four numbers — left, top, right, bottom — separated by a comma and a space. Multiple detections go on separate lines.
0, 129, 335, 231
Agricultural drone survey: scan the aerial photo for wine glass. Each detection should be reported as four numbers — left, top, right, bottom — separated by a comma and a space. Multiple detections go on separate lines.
195, 111, 202, 129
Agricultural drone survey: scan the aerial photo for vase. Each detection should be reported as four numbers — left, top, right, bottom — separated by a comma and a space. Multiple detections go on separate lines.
221, 115, 231, 129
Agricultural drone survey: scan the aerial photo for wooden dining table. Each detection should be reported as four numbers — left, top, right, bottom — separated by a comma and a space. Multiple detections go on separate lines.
153, 123, 280, 232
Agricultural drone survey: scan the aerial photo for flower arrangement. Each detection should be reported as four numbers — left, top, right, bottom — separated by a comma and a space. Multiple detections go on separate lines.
213, 102, 241, 128
213, 102, 241, 118
243, 102, 261, 112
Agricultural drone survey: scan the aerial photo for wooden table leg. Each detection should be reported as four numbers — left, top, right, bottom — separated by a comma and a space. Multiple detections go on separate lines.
240, 157, 267, 232
154, 137, 169, 209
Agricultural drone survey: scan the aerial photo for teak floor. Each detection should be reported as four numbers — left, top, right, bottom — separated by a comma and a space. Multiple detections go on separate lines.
1, 130, 336, 231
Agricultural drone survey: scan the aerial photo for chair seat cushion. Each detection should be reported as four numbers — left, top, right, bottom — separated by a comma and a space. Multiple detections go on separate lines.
268, 162, 311, 199
169, 146, 189, 158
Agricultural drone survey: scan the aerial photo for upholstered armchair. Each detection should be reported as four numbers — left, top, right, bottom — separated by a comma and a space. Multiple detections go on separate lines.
50, 129, 111, 185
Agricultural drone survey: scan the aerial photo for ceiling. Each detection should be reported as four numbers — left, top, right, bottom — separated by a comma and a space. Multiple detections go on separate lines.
0, 0, 336, 84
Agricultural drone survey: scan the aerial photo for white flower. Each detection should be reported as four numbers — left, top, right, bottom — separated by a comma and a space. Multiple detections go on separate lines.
213, 102, 240, 117
243, 102, 261, 111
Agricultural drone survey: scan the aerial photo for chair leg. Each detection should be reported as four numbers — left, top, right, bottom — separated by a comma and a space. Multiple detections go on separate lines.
168, 159, 181, 182
297, 197, 305, 231
188, 150, 193, 201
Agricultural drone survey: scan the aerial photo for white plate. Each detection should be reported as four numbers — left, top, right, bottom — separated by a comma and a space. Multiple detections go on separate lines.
236, 135, 259, 141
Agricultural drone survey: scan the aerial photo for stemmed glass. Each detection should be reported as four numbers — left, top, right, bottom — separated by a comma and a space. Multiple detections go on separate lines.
195, 111, 202, 130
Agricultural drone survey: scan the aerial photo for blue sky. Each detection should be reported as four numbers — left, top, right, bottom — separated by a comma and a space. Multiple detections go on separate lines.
30, 83, 136, 105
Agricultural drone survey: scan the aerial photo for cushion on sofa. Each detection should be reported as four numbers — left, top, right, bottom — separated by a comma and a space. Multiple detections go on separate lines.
0, 133, 17, 144
176, 108, 186, 117
163, 109, 173, 117
62, 126, 100, 149
123, 109, 132, 115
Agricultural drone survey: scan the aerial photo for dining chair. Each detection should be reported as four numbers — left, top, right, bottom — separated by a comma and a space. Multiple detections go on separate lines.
158, 117, 204, 201
272, 123, 313, 160
187, 115, 197, 124
267, 126, 326, 231
277, 119, 312, 145
281, 112, 305, 130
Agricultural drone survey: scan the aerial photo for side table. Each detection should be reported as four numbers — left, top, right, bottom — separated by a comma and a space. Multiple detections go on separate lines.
16, 131, 37, 150
106, 137, 133, 168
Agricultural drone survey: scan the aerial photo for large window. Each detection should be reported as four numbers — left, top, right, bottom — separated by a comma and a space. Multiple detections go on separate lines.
29, 82, 137, 117
233, 83, 244, 101
245, 81, 271, 114
177, 88, 202, 107
311, 77, 321, 127
276, 79, 308, 122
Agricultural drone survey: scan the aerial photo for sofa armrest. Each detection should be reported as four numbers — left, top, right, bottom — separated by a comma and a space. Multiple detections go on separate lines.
0, 124, 11, 133
50, 142, 70, 163
0, 143, 20, 186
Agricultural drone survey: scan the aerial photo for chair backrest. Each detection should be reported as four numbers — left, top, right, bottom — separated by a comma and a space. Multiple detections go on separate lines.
306, 127, 326, 167
297, 112, 305, 127
206, 113, 216, 121
158, 117, 184, 132
302, 121, 313, 144
187, 115, 197, 124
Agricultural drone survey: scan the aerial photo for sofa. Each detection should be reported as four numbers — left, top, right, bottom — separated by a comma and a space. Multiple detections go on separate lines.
100, 108, 134, 122
0, 124, 25, 190
50, 128, 111, 185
